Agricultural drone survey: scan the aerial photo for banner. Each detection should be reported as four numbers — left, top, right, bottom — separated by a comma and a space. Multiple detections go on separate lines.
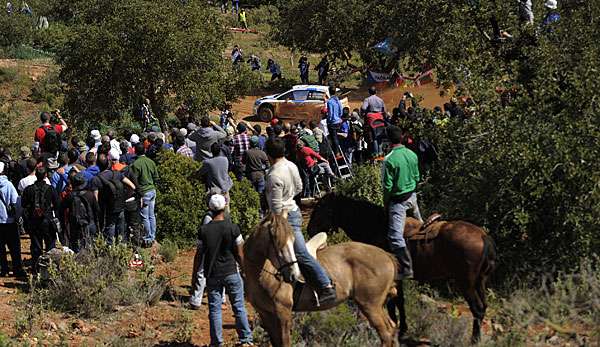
367, 70, 391, 83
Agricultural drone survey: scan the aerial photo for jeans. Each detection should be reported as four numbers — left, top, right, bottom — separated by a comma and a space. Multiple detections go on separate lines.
207, 273, 253, 346
251, 176, 265, 194
103, 211, 126, 244
231, 0, 239, 15
388, 193, 423, 251
372, 127, 386, 157
327, 123, 342, 152
70, 223, 96, 254
140, 190, 157, 243
190, 244, 227, 307
287, 209, 330, 289
0, 223, 23, 273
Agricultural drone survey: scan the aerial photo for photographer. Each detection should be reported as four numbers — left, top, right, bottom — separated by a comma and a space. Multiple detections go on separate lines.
34, 110, 68, 156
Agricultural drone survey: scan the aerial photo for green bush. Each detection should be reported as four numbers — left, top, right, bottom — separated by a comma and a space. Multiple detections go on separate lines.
159, 239, 179, 263
32, 22, 73, 54
156, 151, 206, 244
0, 14, 34, 48
29, 68, 63, 107
0, 67, 18, 84
229, 176, 261, 238
33, 239, 163, 318
336, 164, 383, 206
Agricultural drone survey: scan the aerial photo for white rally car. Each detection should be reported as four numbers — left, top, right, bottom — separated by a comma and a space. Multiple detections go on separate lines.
253, 85, 349, 123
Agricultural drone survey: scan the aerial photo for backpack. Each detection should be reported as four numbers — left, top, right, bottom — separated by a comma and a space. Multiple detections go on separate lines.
40, 125, 60, 154
98, 172, 126, 214
29, 183, 52, 219
70, 191, 94, 231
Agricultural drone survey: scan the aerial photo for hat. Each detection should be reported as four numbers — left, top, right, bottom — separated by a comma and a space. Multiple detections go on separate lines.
0, 162, 4, 175
47, 157, 59, 170
179, 128, 188, 137
157, 132, 166, 142
237, 123, 247, 133
19, 145, 31, 158
71, 173, 87, 189
108, 148, 120, 161
187, 123, 198, 131
545, 0, 557, 9
90, 129, 101, 141
351, 111, 360, 120
130, 134, 140, 144
208, 194, 227, 212
250, 136, 259, 147
150, 125, 161, 133
77, 141, 87, 152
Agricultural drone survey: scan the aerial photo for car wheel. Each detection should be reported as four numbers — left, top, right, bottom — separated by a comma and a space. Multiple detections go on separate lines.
258, 105, 274, 122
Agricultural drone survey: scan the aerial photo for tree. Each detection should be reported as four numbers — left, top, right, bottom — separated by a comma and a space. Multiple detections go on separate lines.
57, 0, 257, 127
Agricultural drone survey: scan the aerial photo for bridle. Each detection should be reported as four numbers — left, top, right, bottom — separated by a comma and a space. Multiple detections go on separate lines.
246, 226, 297, 281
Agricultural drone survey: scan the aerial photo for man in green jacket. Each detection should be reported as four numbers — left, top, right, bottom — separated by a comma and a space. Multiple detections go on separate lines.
382, 126, 422, 279
129, 143, 159, 247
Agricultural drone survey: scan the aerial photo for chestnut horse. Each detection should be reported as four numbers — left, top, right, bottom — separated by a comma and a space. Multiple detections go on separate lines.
307, 193, 496, 343
243, 214, 400, 347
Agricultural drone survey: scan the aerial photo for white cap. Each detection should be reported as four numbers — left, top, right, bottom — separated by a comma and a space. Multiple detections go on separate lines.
108, 148, 120, 161
179, 128, 188, 137
545, 0, 557, 9
90, 129, 101, 141
208, 194, 227, 212
130, 134, 140, 144
0, 162, 4, 175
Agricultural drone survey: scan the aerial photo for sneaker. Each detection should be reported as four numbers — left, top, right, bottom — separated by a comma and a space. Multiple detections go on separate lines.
317, 285, 337, 306
187, 302, 201, 311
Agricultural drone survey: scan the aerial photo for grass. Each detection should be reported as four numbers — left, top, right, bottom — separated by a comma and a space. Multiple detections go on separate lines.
0, 45, 53, 60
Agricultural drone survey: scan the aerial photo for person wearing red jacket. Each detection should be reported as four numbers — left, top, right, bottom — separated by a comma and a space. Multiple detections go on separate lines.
296, 140, 337, 187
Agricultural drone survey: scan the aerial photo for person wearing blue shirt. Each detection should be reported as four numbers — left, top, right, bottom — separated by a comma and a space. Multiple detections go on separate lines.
541, 0, 560, 30
298, 56, 310, 84
326, 86, 343, 155
0, 162, 26, 277
267, 59, 282, 81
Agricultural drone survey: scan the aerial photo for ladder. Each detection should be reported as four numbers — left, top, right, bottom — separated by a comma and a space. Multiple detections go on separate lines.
329, 141, 353, 179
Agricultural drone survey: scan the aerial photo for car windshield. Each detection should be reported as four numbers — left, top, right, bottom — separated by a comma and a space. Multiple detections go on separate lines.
307, 91, 326, 101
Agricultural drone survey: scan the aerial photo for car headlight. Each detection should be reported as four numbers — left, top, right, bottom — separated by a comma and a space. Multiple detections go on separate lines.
254, 100, 261, 106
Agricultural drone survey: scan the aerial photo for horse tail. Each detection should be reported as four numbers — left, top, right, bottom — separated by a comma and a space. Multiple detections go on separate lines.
478, 234, 497, 279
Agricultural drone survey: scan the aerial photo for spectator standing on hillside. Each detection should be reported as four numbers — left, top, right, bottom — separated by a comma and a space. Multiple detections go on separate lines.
519, 0, 534, 25
91, 154, 136, 243
231, 45, 243, 66
232, 123, 250, 180
326, 86, 343, 156
267, 59, 282, 81
129, 143, 159, 248
20, 1, 30, 15
247, 55, 261, 71
361, 86, 386, 114
62, 173, 99, 253
382, 126, 422, 279
243, 136, 269, 195
6, 1, 13, 15
231, 0, 240, 16
298, 55, 310, 84
82, 152, 100, 182
175, 134, 194, 159
21, 167, 59, 270
220, 0, 227, 14
0, 162, 26, 278
34, 111, 68, 156
199, 143, 233, 207
265, 138, 336, 304
18, 158, 49, 194
541, 0, 560, 29
189, 117, 227, 162
199, 194, 253, 347
315, 57, 330, 85
238, 9, 248, 30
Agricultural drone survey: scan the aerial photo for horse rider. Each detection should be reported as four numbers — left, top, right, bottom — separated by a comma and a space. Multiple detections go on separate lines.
382, 126, 423, 279
264, 138, 337, 305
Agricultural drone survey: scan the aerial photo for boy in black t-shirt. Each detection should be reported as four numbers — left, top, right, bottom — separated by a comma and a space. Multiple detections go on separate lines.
199, 194, 253, 346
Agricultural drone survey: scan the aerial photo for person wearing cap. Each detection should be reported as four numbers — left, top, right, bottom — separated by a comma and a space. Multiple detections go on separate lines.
34, 111, 68, 154
189, 116, 227, 162
129, 143, 159, 247
243, 136, 269, 196
62, 172, 99, 252
265, 138, 337, 305
232, 123, 250, 180
179, 128, 197, 155
0, 161, 26, 278
90, 130, 102, 151
197, 193, 253, 347
108, 148, 127, 171
361, 86, 386, 115
76, 141, 88, 166
541, 0, 560, 29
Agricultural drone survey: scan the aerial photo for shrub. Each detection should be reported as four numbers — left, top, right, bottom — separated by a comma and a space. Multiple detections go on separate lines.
159, 239, 179, 263
32, 239, 163, 318
0, 67, 18, 84
0, 14, 34, 48
336, 164, 383, 206
29, 68, 63, 107
156, 151, 206, 244
229, 176, 261, 238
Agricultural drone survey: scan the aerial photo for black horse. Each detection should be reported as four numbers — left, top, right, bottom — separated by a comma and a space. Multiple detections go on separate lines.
307, 193, 496, 344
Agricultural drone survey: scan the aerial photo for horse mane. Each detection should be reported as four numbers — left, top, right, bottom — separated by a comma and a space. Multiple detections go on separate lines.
328, 193, 388, 240
256, 213, 293, 250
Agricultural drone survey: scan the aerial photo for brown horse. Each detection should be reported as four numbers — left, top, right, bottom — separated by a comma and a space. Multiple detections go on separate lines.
243, 214, 400, 347
307, 193, 497, 343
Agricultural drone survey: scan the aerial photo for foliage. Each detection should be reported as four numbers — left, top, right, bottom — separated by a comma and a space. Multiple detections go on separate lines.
229, 176, 261, 238
158, 239, 179, 263
32, 239, 163, 318
0, 110, 28, 153
29, 68, 63, 107
32, 22, 74, 54
0, 67, 18, 84
156, 151, 206, 244
336, 164, 383, 206
0, 13, 34, 48
57, 0, 259, 125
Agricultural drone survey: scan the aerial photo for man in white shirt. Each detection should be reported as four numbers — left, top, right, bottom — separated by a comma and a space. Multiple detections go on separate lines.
265, 138, 336, 305
17, 158, 49, 194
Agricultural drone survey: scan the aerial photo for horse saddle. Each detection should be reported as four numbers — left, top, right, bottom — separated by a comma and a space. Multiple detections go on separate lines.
293, 233, 329, 310
404, 213, 444, 241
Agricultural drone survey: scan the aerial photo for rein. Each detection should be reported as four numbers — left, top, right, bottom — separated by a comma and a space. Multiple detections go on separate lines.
245, 226, 297, 281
